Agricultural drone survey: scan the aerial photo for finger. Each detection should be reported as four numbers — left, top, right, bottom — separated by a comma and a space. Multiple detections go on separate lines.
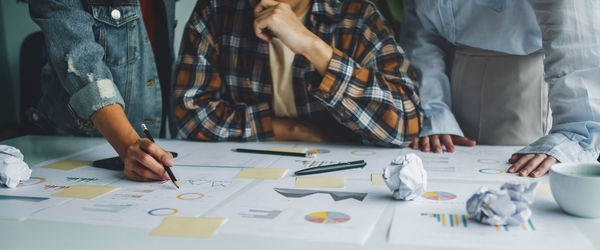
420, 136, 430, 152
254, 0, 279, 15
254, 18, 273, 42
439, 135, 455, 153
452, 136, 476, 146
530, 156, 557, 178
139, 139, 174, 167
131, 143, 167, 178
411, 138, 420, 150
507, 154, 535, 173
128, 162, 165, 181
518, 154, 547, 177
431, 135, 442, 153
124, 167, 154, 182
508, 154, 520, 164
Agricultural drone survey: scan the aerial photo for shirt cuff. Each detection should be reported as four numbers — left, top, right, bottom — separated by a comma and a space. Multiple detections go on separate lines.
311, 48, 355, 107
244, 102, 274, 141
68, 79, 125, 120
420, 107, 464, 137
516, 132, 600, 163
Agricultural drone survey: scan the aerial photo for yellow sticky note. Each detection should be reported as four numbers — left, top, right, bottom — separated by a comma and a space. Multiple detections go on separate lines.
295, 176, 345, 188
51, 184, 118, 199
371, 173, 385, 185
42, 160, 91, 170
150, 217, 227, 238
267, 147, 307, 154
536, 182, 552, 196
235, 168, 288, 180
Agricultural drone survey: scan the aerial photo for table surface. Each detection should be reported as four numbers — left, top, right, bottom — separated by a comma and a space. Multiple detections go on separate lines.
1, 135, 599, 250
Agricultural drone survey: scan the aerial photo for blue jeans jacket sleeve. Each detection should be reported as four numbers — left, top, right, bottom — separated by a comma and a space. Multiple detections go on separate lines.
518, 0, 600, 162
399, 0, 464, 138
29, 0, 124, 120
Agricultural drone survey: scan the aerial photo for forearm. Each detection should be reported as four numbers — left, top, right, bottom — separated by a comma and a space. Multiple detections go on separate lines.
90, 104, 139, 158
299, 36, 333, 75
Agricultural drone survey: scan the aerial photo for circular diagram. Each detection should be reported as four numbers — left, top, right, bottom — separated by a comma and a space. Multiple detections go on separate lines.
351, 151, 376, 156
422, 191, 457, 201
177, 193, 205, 200
477, 159, 501, 164
147, 208, 178, 216
478, 169, 504, 174
305, 211, 351, 224
17, 177, 46, 187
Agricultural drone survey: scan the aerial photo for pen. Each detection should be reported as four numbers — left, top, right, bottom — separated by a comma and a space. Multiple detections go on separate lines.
141, 124, 179, 189
294, 160, 366, 175
233, 148, 315, 158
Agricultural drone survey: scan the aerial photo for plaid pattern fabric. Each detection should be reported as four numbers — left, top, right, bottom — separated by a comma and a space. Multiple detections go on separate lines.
174, 0, 422, 146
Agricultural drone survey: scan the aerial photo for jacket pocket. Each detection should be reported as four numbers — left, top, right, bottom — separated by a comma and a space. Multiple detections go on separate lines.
90, 4, 141, 66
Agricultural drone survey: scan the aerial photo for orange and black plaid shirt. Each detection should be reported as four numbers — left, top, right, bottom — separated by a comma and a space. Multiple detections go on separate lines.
174, 0, 422, 146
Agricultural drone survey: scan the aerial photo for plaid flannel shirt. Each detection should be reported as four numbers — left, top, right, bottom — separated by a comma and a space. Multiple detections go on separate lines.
174, 0, 422, 146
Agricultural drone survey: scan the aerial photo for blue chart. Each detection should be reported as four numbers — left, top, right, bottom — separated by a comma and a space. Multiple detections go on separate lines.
494, 219, 536, 232
296, 160, 342, 168
421, 213, 470, 228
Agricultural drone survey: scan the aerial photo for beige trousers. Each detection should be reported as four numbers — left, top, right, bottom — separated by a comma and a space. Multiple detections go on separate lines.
450, 46, 551, 145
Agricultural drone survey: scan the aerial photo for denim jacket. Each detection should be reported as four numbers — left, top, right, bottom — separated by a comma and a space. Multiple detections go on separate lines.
28, 0, 175, 137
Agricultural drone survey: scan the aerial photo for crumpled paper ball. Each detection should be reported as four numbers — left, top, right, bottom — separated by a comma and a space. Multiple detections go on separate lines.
382, 153, 427, 200
0, 145, 32, 188
466, 182, 539, 226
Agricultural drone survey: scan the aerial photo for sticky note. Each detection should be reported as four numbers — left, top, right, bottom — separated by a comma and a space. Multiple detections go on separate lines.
371, 173, 385, 185
535, 182, 552, 196
51, 184, 118, 199
150, 217, 227, 238
267, 147, 307, 153
42, 160, 91, 170
295, 176, 345, 188
235, 168, 288, 180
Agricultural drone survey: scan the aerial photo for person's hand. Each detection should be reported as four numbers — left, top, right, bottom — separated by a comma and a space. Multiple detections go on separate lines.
410, 134, 476, 153
507, 154, 558, 178
122, 138, 175, 182
272, 118, 330, 142
253, 0, 318, 54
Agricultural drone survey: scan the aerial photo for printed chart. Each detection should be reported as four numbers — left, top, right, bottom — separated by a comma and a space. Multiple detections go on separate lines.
305, 211, 351, 224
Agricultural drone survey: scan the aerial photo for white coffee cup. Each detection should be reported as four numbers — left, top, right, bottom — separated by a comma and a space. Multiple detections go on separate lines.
550, 162, 600, 218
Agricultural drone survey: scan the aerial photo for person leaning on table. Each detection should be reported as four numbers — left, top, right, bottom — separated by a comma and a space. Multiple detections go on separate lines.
399, 0, 600, 177
28, 0, 177, 182
172, 0, 422, 146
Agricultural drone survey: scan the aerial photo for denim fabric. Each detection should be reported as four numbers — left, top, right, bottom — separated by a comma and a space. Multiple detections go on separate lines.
28, 0, 175, 137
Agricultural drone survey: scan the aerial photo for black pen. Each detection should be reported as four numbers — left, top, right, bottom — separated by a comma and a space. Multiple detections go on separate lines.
294, 160, 366, 175
233, 148, 315, 158
141, 124, 179, 189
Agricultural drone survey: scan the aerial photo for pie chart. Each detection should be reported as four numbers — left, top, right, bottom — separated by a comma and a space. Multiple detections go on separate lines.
305, 211, 350, 224
422, 191, 457, 200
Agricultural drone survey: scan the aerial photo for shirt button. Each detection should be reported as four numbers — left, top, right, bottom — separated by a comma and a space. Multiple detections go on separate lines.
145, 36, 150, 42
111, 9, 121, 20
32, 113, 39, 121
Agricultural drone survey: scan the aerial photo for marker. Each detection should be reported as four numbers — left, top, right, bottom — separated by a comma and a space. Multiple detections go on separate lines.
294, 160, 366, 175
233, 148, 315, 158
141, 124, 179, 189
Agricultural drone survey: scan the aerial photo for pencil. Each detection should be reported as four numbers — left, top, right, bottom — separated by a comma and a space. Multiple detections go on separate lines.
141, 124, 179, 189
233, 148, 315, 158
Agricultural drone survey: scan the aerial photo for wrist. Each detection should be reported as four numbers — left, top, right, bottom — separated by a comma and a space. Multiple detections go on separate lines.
300, 35, 333, 75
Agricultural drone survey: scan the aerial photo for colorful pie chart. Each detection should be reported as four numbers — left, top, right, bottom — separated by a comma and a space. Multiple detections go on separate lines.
422, 191, 457, 201
305, 211, 350, 224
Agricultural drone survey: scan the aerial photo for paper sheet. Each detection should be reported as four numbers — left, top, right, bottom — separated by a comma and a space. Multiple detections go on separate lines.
150, 217, 227, 238
235, 168, 288, 180
209, 178, 389, 245
296, 176, 345, 188
42, 160, 91, 171
388, 181, 595, 250
51, 184, 118, 199
371, 174, 385, 185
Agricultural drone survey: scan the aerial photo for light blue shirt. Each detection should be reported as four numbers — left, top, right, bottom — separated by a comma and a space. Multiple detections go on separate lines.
401, 0, 600, 163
